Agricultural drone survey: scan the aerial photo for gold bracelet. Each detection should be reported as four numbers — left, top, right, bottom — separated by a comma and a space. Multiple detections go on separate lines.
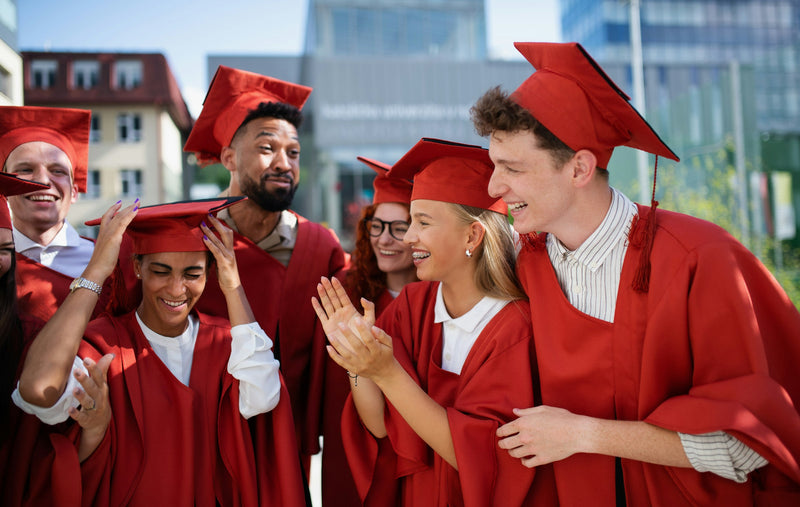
346, 370, 358, 386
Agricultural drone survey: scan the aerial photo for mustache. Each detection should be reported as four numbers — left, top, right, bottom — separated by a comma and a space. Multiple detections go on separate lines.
262, 173, 294, 185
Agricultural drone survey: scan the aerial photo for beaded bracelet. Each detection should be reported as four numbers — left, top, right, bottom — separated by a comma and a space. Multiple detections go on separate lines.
346, 370, 358, 386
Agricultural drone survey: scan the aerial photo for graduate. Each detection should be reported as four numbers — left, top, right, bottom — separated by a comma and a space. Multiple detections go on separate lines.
322, 156, 417, 506
14, 198, 306, 506
471, 42, 800, 505
184, 67, 347, 475
0, 106, 114, 321
313, 138, 556, 507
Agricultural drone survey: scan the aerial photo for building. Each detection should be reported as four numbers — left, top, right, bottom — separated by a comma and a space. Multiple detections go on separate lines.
560, 0, 800, 254
206, 0, 530, 245
22, 51, 193, 232
0, 0, 23, 105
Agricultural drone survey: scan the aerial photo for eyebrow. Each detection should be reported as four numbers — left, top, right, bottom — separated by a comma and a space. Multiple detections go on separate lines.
150, 262, 205, 271
0, 241, 14, 249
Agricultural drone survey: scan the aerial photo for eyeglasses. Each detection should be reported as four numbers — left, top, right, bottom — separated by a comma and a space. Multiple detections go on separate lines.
365, 218, 409, 241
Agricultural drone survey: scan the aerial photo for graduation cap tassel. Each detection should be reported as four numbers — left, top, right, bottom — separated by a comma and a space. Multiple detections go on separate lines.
632, 155, 660, 293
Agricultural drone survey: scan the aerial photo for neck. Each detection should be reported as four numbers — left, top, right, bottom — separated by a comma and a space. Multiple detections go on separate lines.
14, 219, 65, 247
440, 270, 483, 319
136, 306, 189, 338
385, 267, 417, 293
553, 185, 613, 251
228, 197, 281, 243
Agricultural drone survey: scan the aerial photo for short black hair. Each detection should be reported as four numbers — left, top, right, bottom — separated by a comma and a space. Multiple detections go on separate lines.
239, 102, 304, 131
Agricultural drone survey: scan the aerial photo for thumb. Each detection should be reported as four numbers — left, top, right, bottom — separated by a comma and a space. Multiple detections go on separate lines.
371, 326, 392, 348
361, 298, 376, 326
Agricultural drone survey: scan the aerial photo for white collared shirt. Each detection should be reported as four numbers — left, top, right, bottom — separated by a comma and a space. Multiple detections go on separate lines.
12, 314, 281, 422
218, 207, 297, 267
434, 283, 508, 375
545, 186, 766, 482
13, 220, 94, 278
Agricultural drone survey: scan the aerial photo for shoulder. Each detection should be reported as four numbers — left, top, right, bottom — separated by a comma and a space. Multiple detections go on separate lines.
648, 206, 739, 253
294, 212, 344, 248
194, 310, 232, 329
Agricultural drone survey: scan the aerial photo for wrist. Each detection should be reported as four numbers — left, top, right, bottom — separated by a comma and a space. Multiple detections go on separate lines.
370, 358, 403, 389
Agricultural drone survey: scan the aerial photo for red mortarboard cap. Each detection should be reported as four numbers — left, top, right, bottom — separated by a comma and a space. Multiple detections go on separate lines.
85, 197, 246, 255
183, 65, 312, 165
357, 156, 413, 205
389, 138, 506, 213
511, 42, 679, 169
0, 173, 49, 229
0, 106, 91, 192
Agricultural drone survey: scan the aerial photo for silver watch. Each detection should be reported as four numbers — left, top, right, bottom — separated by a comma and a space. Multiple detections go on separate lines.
69, 277, 102, 296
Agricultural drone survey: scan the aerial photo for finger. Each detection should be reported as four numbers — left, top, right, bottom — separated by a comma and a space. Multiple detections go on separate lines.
75, 359, 99, 394
311, 297, 330, 324
316, 282, 337, 317
326, 345, 355, 372
72, 385, 96, 412
496, 419, 520, 438
497, 432, 521, 450
68, 405, 87, 423
512, 406, 541, 417
328, 327, 359, 358
346, 317, 374, 347
371, 326, 393, 348
361, 298, 376, 326
521, 454, 550, 469
93, 353, 114, 384
319, 277, 344, 309
331, 277, 351, 308
99, 200, 123, 226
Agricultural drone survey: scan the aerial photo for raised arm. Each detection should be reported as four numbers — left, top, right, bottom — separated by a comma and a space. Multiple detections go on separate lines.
201, 215, 280, 417
17, 201, 138, 408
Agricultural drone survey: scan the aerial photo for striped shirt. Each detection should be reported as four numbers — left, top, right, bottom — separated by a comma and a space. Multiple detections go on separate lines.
546, 187, 767, 483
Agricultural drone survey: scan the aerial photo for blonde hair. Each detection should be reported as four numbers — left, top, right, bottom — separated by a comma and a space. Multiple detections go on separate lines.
450, 203, 525, 301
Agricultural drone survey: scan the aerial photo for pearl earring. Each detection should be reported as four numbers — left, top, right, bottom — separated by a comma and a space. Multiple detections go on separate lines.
466, 249, 472, 258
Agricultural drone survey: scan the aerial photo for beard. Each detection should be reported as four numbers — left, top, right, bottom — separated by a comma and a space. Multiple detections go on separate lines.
239, 171, 299, 212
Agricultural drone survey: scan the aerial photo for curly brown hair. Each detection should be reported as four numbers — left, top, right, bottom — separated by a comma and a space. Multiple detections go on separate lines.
470, 86, 575, 168
344, 204, 389, 303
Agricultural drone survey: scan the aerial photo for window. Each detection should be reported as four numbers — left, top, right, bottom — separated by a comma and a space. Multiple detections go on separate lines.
114, 60, 142, 89
84, 169, 101, 199
90, 114, 101, 143
0, 64, 10, 100
117, 113, 141, 142
72, 60, 99, 89
120, 169, 142, 198
31, 60, 57, 89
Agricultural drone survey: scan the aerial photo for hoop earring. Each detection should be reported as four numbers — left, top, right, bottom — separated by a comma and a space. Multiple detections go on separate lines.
466, 249, 472, 258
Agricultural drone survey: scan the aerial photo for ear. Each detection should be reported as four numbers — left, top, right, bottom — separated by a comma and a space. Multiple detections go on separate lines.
220, 146, 237, 175
70, 182, 79, 204
466, 221, 486, 253
571, 149, 598, 188
132, 257, 142, 278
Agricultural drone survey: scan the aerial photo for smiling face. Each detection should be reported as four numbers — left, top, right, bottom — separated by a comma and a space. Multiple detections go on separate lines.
225, 117, 300, 212
0, 228, 13, 278
134, 251, 208, 337
4, 141, 77, 238
487, 129, 576, 236
404, 199, 473, 285
369, 202, 414, 277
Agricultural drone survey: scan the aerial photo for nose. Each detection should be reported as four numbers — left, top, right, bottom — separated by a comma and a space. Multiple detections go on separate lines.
487, 168, 505, 199
272, 149, 292, 174
402, 225, 418, 246
166, 275, 187, 298
29, 165, 51, 185
377, 227, 395, 244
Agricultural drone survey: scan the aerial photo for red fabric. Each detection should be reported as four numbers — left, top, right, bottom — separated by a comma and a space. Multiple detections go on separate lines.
73, 310, 306, 506
0, 106, 92, 192
518, 205, 800, 506
341, 281, 557, 506
389, 138, 506, 213
194, 213, 346, 459
321, 288, 396, 507
183, 66, 312, 165
15, 253, 112, 322
511, 43, 679, 168
357, 157, 413, 205
0, 174, 49, 229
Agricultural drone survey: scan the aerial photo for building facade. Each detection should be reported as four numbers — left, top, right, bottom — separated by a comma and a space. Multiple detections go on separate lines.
560, 0, 800, 253
22, 51, 193, 233
0, 0, 22, 105
207, 0, 528, 244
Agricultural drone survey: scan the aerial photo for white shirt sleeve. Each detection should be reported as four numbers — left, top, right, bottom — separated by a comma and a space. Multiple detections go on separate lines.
11, 356, 87, 425
680, 430, 769, 483
228, 322, 281, 419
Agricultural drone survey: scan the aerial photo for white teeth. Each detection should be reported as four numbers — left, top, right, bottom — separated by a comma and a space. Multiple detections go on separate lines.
379, 250, 398, 256
412, 251, 430, 260
162, 299, 185, 307
508, 202, 527, 211
28, 195, 56, 202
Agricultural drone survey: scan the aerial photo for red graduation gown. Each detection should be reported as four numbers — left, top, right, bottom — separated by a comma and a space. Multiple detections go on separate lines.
322, 287, 396, 507
341, 281, 557, 507
72, 311, 306, 507
518, 205, 800, 506
195, 213, 346, 459
0, 316, 82, 507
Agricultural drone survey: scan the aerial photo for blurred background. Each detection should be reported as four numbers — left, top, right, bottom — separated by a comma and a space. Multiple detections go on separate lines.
3, 0, 799, 304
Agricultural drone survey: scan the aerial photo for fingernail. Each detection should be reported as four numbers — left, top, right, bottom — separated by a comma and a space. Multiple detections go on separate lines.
201, 220, 207, 228
203, 234, 208, 240
115, 200, 121, 205
133, 205, 139, 211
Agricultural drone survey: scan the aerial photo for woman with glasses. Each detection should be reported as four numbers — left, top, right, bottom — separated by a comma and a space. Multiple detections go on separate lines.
322, 157, 418, 507
314, 139, 556, 507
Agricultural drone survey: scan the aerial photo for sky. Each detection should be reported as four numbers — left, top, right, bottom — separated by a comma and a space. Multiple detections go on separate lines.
16, 0, 562, 117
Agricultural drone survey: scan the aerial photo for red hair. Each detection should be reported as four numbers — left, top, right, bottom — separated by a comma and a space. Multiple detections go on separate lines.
344, 204, 387, 303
